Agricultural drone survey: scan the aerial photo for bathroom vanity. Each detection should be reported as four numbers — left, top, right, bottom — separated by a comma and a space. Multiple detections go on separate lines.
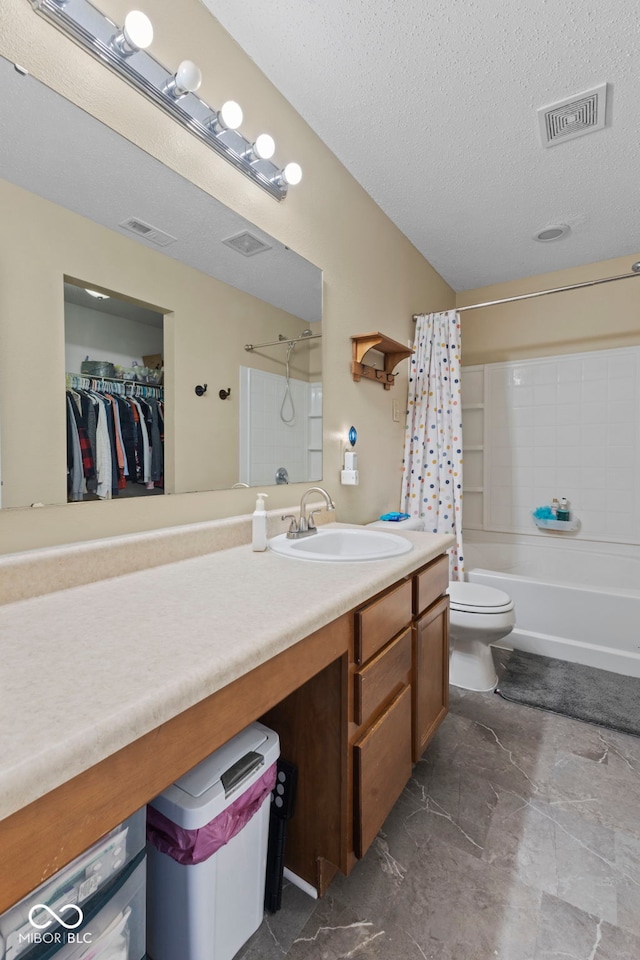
0, 523, 453, 912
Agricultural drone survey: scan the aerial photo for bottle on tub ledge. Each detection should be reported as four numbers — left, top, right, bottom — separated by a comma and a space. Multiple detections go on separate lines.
551, 497, 559, 517
556, 497, 571, 522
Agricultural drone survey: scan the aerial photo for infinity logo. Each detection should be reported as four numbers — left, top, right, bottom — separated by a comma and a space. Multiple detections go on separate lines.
28, 903, 84, 930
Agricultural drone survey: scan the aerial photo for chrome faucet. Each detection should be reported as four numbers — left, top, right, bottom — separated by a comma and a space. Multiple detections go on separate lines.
282, 486, 336, 539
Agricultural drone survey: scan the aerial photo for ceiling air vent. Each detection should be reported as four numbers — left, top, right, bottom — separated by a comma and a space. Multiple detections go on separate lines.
537, 83, 608, 147
222, 231, 272, 257
119, 217, 177, 247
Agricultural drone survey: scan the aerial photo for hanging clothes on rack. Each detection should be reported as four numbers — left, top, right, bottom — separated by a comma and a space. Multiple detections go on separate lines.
65, 374, 164, 501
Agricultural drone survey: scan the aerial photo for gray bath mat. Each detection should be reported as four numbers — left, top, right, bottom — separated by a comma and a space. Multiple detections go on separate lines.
496, 650, 640, 738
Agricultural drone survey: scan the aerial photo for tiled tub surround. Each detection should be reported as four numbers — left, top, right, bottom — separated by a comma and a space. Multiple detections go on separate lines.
462, 346, 640, 544
464, 532, 640, 678
0, 516, 453, 910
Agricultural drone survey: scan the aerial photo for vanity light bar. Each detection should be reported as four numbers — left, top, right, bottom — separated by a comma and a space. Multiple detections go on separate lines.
29, 0, 300, 201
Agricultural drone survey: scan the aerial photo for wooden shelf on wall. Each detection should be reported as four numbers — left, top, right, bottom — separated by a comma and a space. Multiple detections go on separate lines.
351, 333, 413, 390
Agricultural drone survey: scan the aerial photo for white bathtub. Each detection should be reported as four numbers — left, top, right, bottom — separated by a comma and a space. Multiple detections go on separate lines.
463, 533, 640, 678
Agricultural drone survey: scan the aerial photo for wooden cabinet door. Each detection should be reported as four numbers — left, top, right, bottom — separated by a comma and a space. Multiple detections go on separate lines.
354, 684, 412, 858
412, 595, 449, 762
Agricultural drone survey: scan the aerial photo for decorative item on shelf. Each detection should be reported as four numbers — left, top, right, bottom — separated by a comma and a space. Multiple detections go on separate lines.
351, 333, 412, 390
218, 388, 231, 400
194, 383, 208, 397
532, 505, 579, 532
30, 0, 302, 200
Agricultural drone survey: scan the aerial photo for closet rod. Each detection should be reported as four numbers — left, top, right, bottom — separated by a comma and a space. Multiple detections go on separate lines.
413, 261, 640, 318
66, 373, 163, 396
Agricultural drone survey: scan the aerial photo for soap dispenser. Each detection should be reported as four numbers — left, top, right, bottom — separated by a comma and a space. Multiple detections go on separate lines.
252, 492, 269, 551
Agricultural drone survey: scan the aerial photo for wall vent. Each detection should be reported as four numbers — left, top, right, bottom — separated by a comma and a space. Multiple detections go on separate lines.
537, 83, 608, 147
118, 217, 177, 247
222, 231, 272, 257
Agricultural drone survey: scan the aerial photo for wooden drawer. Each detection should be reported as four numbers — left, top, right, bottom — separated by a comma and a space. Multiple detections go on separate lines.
354, 684, 412, 858
355, 579, 412, 664
413, 553, 449, 617
354, 628, 411, 728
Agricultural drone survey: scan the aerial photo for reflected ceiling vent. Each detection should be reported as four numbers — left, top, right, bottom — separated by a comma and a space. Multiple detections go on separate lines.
119, 217, 177, 247
538, 83, 608, 147
222, 231, 272, 257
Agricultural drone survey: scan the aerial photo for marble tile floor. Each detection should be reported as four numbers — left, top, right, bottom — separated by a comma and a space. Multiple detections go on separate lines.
238, 654, 640, 960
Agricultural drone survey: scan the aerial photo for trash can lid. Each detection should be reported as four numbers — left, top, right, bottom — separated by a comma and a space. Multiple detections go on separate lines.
149, 721, 280, 827
175, 725, 269, 799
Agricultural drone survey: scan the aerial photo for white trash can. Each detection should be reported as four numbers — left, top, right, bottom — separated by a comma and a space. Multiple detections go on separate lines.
147, 722, 279, 960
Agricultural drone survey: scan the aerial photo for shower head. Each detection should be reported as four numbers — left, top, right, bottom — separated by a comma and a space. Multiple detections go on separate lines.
300, 329, 313, 337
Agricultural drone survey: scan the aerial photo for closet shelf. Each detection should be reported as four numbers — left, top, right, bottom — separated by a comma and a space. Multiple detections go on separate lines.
351, 332, 412, 390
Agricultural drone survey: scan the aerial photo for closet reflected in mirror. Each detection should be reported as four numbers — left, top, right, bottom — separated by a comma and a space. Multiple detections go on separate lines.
64, 282, 165, 501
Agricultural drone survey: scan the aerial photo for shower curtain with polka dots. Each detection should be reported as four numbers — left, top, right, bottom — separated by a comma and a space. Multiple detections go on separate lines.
401, 310, 464, 580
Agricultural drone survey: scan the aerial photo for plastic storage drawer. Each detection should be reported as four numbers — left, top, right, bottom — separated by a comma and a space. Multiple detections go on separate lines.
24, 855, 146, 960
0, 808, 145, 960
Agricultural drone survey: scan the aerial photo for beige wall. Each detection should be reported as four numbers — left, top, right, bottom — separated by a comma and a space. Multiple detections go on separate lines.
459, 253, 640, 365
0, 0, 453, 553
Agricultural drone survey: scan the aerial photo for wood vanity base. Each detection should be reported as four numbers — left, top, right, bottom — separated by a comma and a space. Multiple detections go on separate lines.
0, 553, 450, 913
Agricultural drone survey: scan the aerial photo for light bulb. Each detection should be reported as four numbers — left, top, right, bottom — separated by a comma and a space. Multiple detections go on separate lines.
219, 100, 243, 131
123, 11, 153, 50
111, 10, 153, 56
172, 59, 202, 96
254, 134, 275, 160
283, 162, 302, 186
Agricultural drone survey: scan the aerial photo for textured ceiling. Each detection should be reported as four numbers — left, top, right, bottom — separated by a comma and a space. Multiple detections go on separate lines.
205, 0, 640, 291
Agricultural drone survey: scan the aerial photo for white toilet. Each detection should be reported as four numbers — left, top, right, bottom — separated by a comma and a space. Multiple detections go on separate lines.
447, 581, 515, 691
367, 517, 515, 692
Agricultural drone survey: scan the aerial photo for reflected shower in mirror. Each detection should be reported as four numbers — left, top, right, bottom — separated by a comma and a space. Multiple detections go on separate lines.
0, 56, 322, 510
240, 330, 322, 487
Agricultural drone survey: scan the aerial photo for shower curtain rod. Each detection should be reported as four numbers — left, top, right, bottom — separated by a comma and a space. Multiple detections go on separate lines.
244, 333, 322, 351
413, 263, 640, 318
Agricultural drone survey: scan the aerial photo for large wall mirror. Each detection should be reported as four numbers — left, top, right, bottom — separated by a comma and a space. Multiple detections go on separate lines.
0, 56, 322, 510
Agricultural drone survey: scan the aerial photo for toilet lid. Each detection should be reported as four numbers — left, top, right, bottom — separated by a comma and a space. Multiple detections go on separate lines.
447, 582, 514, 613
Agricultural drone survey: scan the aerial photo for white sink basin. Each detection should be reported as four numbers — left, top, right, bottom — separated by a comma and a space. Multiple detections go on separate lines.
268, 528, 413, 562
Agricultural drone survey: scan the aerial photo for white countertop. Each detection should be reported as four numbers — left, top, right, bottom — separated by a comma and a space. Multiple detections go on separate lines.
0, 524, 453, 821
